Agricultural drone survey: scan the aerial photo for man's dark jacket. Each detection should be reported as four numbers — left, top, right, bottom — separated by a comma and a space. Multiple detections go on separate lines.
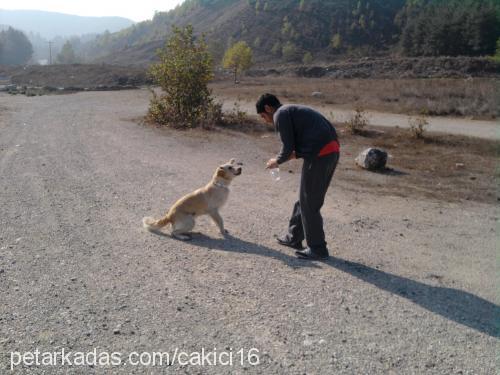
273, 104, 338, 164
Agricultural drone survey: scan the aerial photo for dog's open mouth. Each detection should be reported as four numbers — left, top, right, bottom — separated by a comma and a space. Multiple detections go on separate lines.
235, 168, 242, 175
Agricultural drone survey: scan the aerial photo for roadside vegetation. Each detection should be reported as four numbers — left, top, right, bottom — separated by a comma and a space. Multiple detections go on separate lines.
147, 25, 262, 130
346, 107, 369, 135
147, 25, 219, 129
408, 112, 429, 139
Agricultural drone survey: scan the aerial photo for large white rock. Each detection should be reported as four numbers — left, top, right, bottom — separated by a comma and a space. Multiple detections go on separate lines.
355, 148, 388, 170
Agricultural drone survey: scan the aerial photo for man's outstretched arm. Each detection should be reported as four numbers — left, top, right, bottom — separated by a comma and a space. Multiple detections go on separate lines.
276, 110, 295, 164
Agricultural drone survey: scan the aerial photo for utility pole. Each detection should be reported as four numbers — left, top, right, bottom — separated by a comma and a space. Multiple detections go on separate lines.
48, 41, 52, 65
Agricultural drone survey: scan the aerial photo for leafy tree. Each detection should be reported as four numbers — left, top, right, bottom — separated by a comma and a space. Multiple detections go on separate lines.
0, 27, 33, 65
282, 41, 299, 61
223, 41, 253, 83
148, 25, 216, 128
331, 33, 342, 50
302, 52, 313, 64
57, 41, 77, 64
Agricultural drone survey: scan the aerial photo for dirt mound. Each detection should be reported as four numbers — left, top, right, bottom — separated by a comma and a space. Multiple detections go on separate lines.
0, 64, 151, 89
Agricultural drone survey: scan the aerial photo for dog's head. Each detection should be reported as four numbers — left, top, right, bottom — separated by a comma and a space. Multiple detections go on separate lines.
215, 158, 242, 181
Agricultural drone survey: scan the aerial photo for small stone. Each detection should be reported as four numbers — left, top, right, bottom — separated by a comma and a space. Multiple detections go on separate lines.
303, 339, 313, 346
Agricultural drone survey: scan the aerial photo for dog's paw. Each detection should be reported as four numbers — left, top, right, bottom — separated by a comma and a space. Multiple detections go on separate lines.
221, 229, 229, 237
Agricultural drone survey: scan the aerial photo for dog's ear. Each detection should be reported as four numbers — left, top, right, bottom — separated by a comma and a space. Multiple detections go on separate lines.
229, 158, 235, 164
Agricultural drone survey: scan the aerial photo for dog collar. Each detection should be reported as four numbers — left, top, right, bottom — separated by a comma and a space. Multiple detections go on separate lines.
213, 181, 229, 189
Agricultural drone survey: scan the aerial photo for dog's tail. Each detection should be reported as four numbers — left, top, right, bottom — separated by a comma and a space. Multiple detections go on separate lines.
142, 214, 172, 231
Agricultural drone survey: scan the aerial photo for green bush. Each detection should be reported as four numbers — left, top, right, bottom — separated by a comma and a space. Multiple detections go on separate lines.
148, 25, 218, 129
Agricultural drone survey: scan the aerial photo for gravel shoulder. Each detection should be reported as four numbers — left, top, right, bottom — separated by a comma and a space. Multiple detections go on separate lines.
0, 90, 497, 374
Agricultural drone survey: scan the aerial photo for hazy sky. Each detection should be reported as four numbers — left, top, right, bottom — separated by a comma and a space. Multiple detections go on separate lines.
1, 0, 186, 22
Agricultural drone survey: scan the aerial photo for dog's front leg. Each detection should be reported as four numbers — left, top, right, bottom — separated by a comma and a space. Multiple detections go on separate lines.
209, 210, 227, 236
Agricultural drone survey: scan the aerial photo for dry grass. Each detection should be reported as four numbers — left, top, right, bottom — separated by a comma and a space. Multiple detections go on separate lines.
338, 125, 499, 203
211, 76, 499, 119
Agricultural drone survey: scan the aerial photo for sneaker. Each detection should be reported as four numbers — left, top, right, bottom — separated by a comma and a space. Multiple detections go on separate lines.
276, 235, 304, 250
295, 248, 329, 260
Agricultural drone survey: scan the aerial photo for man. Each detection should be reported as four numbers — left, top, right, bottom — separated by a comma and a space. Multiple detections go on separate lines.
256, 93, 339, 260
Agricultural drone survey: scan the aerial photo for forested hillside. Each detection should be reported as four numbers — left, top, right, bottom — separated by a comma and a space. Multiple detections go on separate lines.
74, 0, 500, 65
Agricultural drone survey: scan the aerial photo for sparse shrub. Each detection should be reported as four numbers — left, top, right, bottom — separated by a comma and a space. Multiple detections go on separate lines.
346, 107, 369, 134
222, 102, 250, 125
147, 25, 215, 129
219, 102, 270, 132
408, 112, 429, 139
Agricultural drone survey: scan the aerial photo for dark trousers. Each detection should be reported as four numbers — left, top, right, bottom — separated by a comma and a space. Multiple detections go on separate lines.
286, 152, 339, 253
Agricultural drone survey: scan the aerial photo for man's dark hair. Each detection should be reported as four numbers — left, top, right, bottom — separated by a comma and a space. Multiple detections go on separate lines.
256, 93, 282, 114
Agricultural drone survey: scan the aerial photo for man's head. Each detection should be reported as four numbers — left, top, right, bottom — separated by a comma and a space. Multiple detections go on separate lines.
256, 93, 281, 124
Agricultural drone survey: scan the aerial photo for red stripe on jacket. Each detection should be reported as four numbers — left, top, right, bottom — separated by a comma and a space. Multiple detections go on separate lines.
318, 140, 340, 156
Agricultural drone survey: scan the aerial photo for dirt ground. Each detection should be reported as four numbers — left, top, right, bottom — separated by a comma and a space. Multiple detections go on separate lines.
0, 89, 497, 374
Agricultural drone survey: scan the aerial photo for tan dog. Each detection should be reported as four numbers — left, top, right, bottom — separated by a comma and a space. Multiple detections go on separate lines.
142, 159, 242, 240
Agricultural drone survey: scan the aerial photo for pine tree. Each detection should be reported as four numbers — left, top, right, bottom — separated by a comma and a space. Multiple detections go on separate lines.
0, 27, 33, 65
148, 25, 215, 128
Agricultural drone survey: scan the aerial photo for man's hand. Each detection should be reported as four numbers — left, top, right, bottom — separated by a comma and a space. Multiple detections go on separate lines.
266, 158, 279, 169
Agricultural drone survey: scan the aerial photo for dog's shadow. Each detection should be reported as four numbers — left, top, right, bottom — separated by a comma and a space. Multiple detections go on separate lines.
151, 230, 320, 269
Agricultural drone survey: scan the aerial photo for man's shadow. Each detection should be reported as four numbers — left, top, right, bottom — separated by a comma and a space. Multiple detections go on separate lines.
153, 231, 498, 338
325, 257, 499, 338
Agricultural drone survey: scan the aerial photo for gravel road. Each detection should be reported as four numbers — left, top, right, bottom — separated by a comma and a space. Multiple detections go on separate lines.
0, 90, 497, 374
